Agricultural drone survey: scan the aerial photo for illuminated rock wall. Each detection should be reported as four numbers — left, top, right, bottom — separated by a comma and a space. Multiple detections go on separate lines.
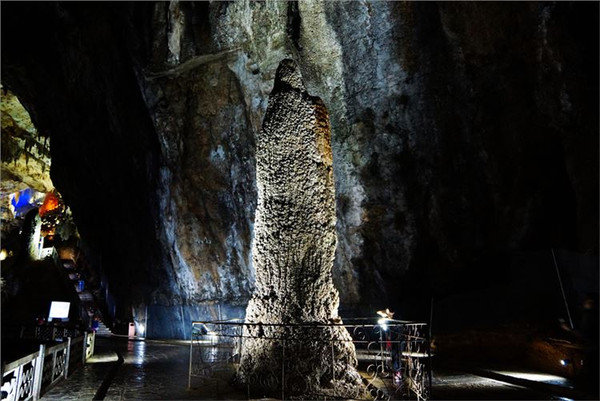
238, 59, 362, 397
2, 3, 597, 338
1, 88, 53, 195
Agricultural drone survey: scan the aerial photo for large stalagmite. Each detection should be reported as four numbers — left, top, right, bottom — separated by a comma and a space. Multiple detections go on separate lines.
238, 59, 363, 397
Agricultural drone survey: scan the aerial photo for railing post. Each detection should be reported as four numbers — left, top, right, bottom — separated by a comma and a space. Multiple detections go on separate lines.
188, 324, 194, 389
427, 324, 432, 401
89, 331, 96, 358
32, 344, 45, 401
331, 337, 335, 387
83, 332, 88, 365
281, 338, 285, 401
65, 337, 71, 378
379, 328, 385, 374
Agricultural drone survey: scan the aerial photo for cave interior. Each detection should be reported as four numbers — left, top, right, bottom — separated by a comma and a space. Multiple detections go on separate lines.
1, 0, 598, 391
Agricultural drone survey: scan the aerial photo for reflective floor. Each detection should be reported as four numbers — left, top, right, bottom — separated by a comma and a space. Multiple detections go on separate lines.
432, 369, 558, 400
42, 337, 245, 400
42, 338, 117, 401
42, 337, 575, 400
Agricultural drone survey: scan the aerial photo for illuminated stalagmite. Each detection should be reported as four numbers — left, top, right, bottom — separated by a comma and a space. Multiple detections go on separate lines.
238, 59, 363, 397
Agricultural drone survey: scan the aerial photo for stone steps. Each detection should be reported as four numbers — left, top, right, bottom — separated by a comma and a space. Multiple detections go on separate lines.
60, 259, 113, 337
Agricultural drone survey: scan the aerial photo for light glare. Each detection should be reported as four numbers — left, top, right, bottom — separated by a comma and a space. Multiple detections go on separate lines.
136, 323, 145, 336
497, 371, 569, 385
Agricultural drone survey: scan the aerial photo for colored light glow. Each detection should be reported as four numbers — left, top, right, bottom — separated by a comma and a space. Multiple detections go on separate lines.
10, 188, 39, 217
11, 188, 32, 208
39, 191, 61, 216
0, 249, 7, 261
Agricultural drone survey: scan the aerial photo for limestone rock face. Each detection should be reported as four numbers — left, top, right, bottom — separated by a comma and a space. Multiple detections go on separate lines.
238, 59, 362, 397
1, 3, 597, 338
1, 88, 52, 195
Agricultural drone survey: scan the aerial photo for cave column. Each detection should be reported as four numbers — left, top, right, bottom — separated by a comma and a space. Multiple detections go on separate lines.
237, 59, 363, 398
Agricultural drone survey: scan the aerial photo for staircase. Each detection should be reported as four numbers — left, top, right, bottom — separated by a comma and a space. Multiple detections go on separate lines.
61, 258, 112, 337
95, 320, 112, 337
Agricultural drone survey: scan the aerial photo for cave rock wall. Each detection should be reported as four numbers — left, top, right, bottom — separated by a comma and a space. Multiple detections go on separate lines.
1, 2, 597, 338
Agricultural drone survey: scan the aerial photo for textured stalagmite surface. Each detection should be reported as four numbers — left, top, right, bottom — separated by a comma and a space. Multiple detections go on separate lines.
238, 59, 362, 397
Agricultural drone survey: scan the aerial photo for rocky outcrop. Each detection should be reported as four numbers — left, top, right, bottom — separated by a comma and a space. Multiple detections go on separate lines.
238, 59, 362, 397
1, 2, 597, 338
1, 88, 52, 195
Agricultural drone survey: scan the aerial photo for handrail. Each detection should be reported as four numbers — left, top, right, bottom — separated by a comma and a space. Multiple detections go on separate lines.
1, 332, 95, 401
2, 350, 40, 374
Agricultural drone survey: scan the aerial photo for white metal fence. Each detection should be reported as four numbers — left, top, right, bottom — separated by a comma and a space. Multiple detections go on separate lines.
1, 331, 95, 401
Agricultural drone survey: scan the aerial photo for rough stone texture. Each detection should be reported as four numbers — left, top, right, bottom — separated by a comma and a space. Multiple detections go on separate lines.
1, 88, 52, 195
237, 59, 362, 397
145, 53, 256, 308
1, 88, 53, 246
1, 2, 597, 337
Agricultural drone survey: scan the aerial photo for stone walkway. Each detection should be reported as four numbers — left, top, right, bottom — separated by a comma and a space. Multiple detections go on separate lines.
42, 337, 246, 400
42, 337, 117, 400
42, 337, 575, 400
432, 368, 557, 400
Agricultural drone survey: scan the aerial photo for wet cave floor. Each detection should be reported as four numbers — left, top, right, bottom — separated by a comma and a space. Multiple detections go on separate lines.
39, 336, 594, 400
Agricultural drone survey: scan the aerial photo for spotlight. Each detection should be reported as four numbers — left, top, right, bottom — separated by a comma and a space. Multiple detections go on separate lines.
377, 308, 395, 319
560, 359, 571, 366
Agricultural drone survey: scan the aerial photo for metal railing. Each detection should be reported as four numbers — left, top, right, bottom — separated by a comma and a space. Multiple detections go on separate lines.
188, 318, 431, 400
33, 325, 85, 342
3, 322, 86, 347
1, 331, 95, 401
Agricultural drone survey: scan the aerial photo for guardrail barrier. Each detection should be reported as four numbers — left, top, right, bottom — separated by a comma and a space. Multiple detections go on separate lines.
188, 318, 431, 400
1, 331, 95, 401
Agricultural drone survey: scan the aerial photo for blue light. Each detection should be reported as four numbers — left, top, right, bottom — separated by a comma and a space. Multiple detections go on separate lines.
10, 188, 37, 217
